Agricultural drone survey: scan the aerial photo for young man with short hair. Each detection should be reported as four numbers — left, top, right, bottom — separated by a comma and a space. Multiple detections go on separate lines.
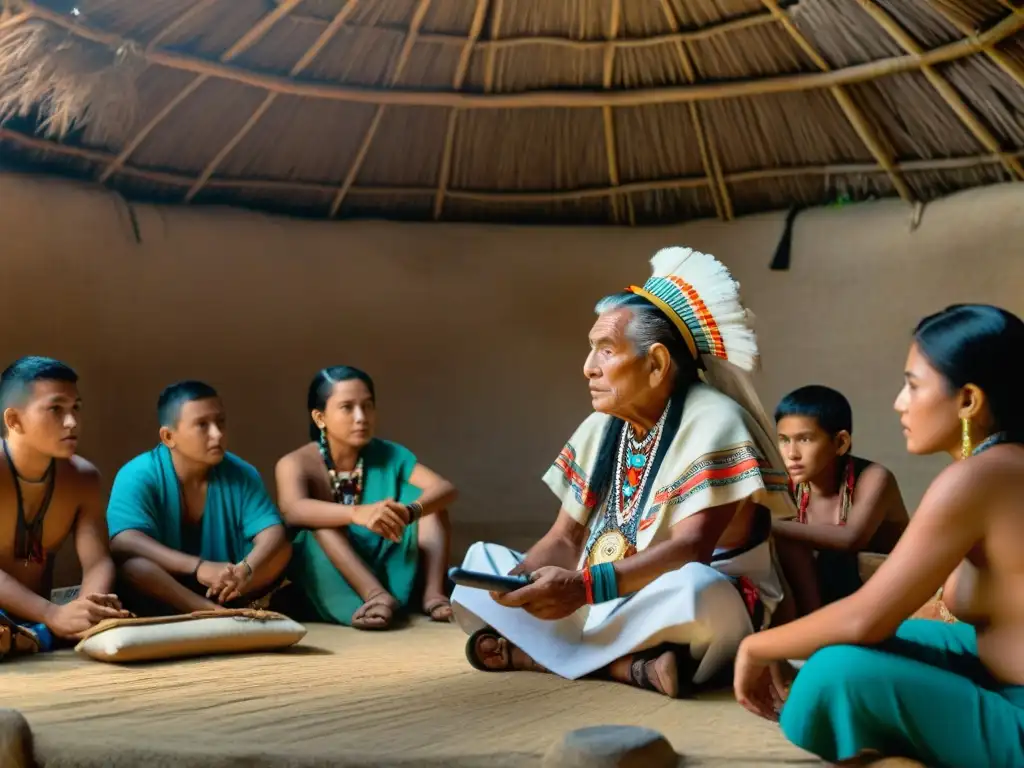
107, 381, 291, 615
0, 356, 128, 653
773, 385, 908, 615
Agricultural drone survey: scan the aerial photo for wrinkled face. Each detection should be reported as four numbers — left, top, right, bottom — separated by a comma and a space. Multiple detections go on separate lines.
2, 379, 81, 459
316, 379, 376, 450
776, 415, 845, 484
583, 308, 654, 418
894, 342, 960, 456
163, 397, 227, 466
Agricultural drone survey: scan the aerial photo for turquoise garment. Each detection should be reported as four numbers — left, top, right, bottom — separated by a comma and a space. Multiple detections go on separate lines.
781, 619, 1024, 767
287, 438, 421, 625
106, 445, 283, 563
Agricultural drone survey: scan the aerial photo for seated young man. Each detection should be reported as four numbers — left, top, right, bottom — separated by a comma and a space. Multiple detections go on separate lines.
773, 385, 908, 616
107, 381, 291, 615
0, 356, 129, 655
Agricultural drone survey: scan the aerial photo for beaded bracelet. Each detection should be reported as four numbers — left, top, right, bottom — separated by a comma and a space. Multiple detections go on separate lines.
581, 566, 595, 604
406, 501, 423, 522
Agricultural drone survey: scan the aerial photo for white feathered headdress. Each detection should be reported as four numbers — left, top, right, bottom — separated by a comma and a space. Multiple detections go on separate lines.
627, 247, 782, 450
627, 246, 759, 373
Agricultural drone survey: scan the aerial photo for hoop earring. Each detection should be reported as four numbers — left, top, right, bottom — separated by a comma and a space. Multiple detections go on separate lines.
961, 417, 972, 460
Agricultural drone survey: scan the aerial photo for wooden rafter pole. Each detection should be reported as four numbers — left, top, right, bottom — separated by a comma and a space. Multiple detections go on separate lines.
0, 10, 28, 31
280, 10, 782, 52
925, 1, 1024, 90
927, 1, 1024, 90
5, 127, 1022, 202
483, 0, 504, 93
603, 0, 633, 225
856, 0, 1024, 180
99, 0, 219, 183
184, 0, 312, 201
148, 0, 218, 51
659, 0, 732, 220
476, 11, 775, 51
291, 0, 362, 73
433, 0, 489, 220
101, 0, 311, 188
329, 0, 433, 217
98, 75, 207, 183
184, 92, 275, 200
23, 3, 1024, 109
220, 0, 305, 62
762, 0, 914, 202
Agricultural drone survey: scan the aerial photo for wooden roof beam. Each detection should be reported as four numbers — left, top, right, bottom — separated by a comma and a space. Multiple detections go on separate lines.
221, 0, 304, 62
186, 1, 364, 202
924, 1, 1024, 91
100, 0, 323, 189
147, 0, 218, 51
100, 0, 221, 183
433, 0, 490, 220
290, 0, 362, 75
5, 127, 1020, 203
762, 0, 914, 202
0, 10, 28, 30
184, 0, 315, 201
856, 0, 1024, 181
661, 0, 733, 220
329, 0, 433, 217
23, 3, 1024, 108
603, 0, 634, 225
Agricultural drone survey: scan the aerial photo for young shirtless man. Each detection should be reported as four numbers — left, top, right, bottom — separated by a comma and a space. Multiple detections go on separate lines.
772, 385, 908, 616
107, 381, 291, 615
0, 356, 129, 653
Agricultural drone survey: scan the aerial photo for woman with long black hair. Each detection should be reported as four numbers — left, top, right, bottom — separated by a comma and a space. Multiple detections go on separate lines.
275, 366, 457, 630
735, 304, 1024, 767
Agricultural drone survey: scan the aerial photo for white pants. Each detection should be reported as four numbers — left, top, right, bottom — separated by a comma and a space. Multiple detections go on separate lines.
450, 542, 758, 683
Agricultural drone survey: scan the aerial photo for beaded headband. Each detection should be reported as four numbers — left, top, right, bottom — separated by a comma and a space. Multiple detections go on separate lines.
626, 246, 759, 372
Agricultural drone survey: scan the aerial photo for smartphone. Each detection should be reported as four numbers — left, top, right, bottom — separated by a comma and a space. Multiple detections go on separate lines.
448, 567, 531, 594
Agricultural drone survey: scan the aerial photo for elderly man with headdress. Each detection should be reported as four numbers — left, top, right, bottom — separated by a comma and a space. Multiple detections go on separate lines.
450, 247, 795, 698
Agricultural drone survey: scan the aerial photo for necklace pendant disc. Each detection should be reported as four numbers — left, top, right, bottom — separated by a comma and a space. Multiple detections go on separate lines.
588, 530, 631, 566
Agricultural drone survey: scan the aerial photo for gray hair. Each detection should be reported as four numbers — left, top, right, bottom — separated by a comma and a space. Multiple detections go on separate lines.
594, 291, 696, 383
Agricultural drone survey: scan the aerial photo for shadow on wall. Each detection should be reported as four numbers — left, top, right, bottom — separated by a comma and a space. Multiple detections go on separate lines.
2, 174, 1022, 587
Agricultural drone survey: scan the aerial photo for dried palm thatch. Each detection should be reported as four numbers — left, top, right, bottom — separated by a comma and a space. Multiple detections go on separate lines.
0, 18, 143, 145
0, 0, 1022, 225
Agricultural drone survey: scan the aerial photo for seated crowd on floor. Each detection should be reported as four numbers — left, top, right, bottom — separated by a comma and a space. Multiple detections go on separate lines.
2, 245, 1022, 767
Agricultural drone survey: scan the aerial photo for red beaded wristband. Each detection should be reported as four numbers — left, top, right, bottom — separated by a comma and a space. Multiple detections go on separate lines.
581, 566, 594, 605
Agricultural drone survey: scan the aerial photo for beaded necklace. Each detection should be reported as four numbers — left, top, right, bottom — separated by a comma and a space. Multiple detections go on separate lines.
972, 432, 1009, 456
3, 440, 55, 565
614, 406, 668, 528
586, 403, 669, 564
794, 454, 855, 526
318, 433, 364, 505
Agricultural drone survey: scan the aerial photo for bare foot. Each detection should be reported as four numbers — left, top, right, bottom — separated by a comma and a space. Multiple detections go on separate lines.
466, 629, 548, 673
423, 595, 453, 623
609, 649, 681, 698
351, 591, 398, 630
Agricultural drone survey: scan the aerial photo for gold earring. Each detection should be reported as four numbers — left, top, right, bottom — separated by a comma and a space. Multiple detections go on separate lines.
961, 417, 972, 460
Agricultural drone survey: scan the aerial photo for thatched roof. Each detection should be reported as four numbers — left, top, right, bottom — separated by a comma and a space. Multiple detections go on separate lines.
0, 0, 1022, 225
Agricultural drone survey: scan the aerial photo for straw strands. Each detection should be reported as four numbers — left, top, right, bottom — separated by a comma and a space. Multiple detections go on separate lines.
0, 0, 1021, 224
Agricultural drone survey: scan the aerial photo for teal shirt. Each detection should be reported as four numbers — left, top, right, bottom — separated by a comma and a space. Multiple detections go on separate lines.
106, 445, 283, 563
